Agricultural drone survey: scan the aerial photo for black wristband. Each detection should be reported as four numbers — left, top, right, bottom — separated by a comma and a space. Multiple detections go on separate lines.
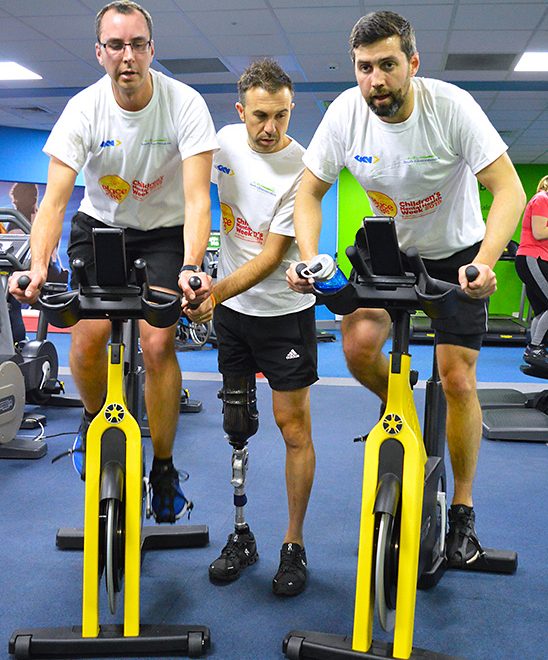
179, 264, 200, 275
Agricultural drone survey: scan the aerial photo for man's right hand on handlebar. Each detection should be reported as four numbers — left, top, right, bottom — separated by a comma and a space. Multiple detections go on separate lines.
286, 261, 315, 294
8, 269, 47, 304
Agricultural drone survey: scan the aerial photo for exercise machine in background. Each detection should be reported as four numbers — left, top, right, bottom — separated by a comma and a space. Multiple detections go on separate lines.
0, 209, 76, 459
411, 240, 531, 345
480, 360, 548, 442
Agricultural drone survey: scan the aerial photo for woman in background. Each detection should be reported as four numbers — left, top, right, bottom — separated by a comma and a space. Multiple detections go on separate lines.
516, 175, 548, 368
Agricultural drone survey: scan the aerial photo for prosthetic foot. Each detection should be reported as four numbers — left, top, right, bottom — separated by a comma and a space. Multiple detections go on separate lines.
210, 374, 260, 583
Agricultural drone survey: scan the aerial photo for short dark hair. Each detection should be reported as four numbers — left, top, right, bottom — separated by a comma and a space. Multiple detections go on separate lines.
349, 11, 416, 62
237, 58, 294, 105
96, 1, 153, 42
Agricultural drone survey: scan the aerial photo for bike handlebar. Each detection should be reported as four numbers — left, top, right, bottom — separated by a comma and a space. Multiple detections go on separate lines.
32, 258, 182, 329
312, 247, 480, 319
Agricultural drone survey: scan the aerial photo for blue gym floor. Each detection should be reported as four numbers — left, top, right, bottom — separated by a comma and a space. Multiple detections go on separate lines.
0, 327, 546, 660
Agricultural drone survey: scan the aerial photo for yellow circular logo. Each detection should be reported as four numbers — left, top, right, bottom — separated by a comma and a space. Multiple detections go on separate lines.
366, 190, 397, 217
99, 175, 130, 204
221, 203, 235, 234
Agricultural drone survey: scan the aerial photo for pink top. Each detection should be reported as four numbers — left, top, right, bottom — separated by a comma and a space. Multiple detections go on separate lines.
517, 191, 548, 260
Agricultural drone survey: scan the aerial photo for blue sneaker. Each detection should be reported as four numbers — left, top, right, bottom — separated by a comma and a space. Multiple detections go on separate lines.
72, 413, 92, 480
149, 463, 193, 523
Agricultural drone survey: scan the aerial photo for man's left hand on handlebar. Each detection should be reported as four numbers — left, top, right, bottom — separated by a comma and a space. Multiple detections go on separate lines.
459, 262, 496, 298
286, 261, 315, 294
178, 270, 212, 306
8, 270, 46, 305
183, 294, 215, 324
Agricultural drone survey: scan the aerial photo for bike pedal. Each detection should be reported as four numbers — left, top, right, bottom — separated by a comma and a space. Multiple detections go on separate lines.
43, 378, 63, 395
353, 435, 368, 443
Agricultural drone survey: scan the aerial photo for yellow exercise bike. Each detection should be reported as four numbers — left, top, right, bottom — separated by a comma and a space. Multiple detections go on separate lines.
10, 228, 210, 658
284, 218, 517, 660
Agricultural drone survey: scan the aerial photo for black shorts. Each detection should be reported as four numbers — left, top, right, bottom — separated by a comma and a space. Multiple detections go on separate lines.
353, 235, 488, 351
214, 304, 319, 391
67, 212, 184, 290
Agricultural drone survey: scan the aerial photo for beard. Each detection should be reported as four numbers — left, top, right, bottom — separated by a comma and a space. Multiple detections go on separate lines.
367, 88, 406, 118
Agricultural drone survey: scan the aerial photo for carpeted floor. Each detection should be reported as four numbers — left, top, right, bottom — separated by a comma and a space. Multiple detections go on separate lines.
0, 331, 547, 660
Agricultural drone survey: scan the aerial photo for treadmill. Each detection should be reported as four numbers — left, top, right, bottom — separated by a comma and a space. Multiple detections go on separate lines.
412, 241, 531, 344
479, 364, 548, 442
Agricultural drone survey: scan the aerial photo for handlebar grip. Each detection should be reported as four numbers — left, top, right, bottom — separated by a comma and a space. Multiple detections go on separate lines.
71, 258, 89, 287
17, 275, 31, 290
188, 275, 203, 310
134, 258, 149, 297
465, 265, 480, 282
295, 262, 308, 279
189, 275, 202, 291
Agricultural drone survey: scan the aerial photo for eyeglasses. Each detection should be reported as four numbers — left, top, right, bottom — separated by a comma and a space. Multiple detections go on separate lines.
99, 39, 151, 56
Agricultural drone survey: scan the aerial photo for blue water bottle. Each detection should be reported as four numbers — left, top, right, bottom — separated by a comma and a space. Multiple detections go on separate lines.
300, 254, 348, 293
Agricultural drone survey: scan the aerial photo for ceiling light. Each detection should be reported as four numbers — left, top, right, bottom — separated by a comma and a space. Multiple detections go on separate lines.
0, 61, 42, 80
514, 52, 548, 72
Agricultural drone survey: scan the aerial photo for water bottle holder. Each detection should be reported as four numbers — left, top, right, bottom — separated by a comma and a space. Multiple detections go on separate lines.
314, 283, 357, 315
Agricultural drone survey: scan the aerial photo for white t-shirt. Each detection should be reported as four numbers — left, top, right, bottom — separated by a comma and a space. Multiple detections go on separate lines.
44, 69, 218, 231
212, 123, 315, 317
304, 77, 508, 259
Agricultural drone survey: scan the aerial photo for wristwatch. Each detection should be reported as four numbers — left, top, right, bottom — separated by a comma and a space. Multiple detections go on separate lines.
179, 264, 200, 275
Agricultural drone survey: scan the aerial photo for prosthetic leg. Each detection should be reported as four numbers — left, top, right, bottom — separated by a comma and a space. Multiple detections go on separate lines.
209, 374, 260, 581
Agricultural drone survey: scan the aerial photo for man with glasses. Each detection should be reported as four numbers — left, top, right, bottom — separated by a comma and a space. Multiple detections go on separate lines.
9, 1, 218, 523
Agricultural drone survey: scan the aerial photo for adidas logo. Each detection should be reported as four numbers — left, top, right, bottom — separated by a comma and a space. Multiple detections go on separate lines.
285, 349, 300, 360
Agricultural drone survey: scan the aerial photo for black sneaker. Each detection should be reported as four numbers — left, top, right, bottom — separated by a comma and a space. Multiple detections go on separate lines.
209, 525, 258, 582
149, 462, 193, 524
272, 542, 307, 596
523, 344, 548, 370
446, 505, 484, 568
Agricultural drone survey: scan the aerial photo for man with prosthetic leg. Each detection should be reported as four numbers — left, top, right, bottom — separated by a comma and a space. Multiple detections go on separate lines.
186, 59, 317, 595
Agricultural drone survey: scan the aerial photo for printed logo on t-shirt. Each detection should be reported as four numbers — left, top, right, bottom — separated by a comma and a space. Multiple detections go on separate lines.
399, 192, 442, 218
100, 139, 122, 148
402, 154, 439, 165
141, 137, 171, 146
366, 190, 397, 217
132, 175, 164, 201
220, 203, 264, 244
250, 181, 276, 196
235, 217, 264, 244
221, 203, 235, 233
99, 174, 131, 204
354, 154, 379, 164
215, 164, 235, 176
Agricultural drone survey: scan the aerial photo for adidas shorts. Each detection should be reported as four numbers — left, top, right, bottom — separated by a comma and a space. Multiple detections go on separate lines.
214, 303, 318, 391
